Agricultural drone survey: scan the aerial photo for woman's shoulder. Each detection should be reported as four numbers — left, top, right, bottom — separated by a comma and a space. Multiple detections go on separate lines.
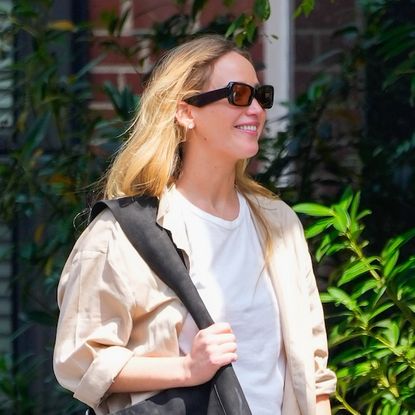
248, 193, 301, 225
72, 208, 125, 254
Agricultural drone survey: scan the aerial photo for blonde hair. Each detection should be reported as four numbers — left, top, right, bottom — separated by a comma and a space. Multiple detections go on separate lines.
104, 34, 277, 256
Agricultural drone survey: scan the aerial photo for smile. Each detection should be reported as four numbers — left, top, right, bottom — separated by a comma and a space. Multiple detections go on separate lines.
236, 125, 257, 132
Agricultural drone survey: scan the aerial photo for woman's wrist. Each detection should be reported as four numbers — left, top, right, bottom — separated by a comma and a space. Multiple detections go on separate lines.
316, 394, 331, 415
110, 356, 193, 393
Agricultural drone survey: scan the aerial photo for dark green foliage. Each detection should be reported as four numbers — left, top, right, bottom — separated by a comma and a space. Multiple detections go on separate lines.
258, 0, 415, 257
256, 1, 415, 412
294, 189, 415, 414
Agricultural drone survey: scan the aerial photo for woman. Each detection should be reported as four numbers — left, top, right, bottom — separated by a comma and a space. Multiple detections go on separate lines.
54, 35, 336, 414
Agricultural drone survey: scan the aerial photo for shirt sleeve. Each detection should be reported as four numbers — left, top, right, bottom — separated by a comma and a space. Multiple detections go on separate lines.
292, 212, 337, 396
53, 215, 139, 408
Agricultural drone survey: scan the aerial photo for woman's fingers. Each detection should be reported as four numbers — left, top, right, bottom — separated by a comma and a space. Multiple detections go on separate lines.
183, 322, 238, 386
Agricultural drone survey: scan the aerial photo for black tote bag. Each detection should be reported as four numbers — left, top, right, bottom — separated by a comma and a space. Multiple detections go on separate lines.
90, 196, 252, 415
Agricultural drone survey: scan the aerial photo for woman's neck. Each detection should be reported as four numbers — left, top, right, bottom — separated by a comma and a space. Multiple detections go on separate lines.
175, 160, 239, 220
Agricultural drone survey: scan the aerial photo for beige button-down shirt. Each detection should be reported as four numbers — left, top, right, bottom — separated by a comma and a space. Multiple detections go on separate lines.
53, 188, 336, 414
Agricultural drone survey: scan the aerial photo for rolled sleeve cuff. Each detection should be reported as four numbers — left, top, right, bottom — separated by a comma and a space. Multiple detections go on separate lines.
74, 346, 134, 407
315, 367, 337, 396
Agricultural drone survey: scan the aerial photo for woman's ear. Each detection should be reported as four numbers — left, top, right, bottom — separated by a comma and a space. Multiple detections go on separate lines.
176, 101, 195, 129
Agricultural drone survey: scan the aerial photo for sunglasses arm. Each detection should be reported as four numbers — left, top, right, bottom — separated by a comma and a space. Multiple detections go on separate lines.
184, 87, 229, 107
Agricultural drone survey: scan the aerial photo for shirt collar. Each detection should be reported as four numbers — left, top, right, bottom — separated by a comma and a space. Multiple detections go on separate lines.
157, 184, 190, 254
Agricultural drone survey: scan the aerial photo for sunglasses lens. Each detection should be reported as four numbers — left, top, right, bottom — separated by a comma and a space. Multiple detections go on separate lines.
257, 85, 274, 109
230, 83, 274, 108
231, 84, 254, 106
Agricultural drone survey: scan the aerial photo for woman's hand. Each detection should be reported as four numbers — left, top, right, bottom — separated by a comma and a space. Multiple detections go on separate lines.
108, 323, 237, 393
183, 322, 237, 386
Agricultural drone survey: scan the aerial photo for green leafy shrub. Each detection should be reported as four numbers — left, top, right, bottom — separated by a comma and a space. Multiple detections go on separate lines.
294, 189, 415, 414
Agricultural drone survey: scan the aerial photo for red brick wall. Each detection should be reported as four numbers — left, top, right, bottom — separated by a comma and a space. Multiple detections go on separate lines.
88, 0, 360, 109
293, 0, 359, 95
88, 0, 261, 113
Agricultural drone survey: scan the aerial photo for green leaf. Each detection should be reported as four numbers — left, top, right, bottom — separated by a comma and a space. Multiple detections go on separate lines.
350, 191, 361, 220
294, 0, 315, 18
19, 112, 52, 159
74, 54, 105, 80
293, 203, 333, 217
381, 228, 415, 261
383, 249, 400, 278
304, 217, 334, 238
117, 7, 131, 36
320, 292, 332, 303
369, 302, 394, 321
382, 321, 400, 347
245, 19, 256, 43
350, 279, 378, 300
100, 9, 118, 35
332, 205, 351, 233
327, 287, 360, 312
393, 256, 415, 275
191, 0, 208, 19
356, 209, 372, 220
225, 13, 245, 38
336, 361, 372, 378
338, 258, 379, 286
103, 81, 139, 121
326, 242, 347, 256
253, 0, 271, 21
338, 186, 354, 210
333, 346, 373, 364
315, 231, 339, 262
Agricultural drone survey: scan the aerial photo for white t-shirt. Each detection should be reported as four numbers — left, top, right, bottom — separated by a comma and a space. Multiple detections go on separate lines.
174, 188, 286, 415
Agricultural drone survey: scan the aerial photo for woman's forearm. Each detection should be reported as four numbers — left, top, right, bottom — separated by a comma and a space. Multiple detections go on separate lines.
109, 356, 189, 393
316, 394, 331, 415
109, 323, 237, 393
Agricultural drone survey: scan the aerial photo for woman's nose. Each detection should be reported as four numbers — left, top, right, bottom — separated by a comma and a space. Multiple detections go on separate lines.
246, 98, 265, 114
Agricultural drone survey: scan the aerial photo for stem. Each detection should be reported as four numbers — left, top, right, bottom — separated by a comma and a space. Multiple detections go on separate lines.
335, 391, 361, 415
346, 232, 415, 329
369, 332, 415, 369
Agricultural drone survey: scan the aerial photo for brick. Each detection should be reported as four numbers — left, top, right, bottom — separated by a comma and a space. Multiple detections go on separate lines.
89, 106, 117, 120
250, 39, 264, 70
295, 0, 357, 30
133, 1, 178, 28
295, 32, 316, 65
89, 72, 119, 101
122, 73, 144, 94
91, 70, 142, 90
90, 35, 143, 66
317, 31, 354, 66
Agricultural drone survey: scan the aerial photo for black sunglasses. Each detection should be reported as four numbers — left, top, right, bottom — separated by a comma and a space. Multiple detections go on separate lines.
184, 81, 274, 109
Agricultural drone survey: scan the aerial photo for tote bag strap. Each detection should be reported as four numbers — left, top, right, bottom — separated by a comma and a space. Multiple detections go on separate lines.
90, 195, 252, 414
90, 195, 214, 327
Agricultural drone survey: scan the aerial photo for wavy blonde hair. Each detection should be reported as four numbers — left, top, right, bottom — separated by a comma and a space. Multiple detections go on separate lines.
104, 35, 277, 255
